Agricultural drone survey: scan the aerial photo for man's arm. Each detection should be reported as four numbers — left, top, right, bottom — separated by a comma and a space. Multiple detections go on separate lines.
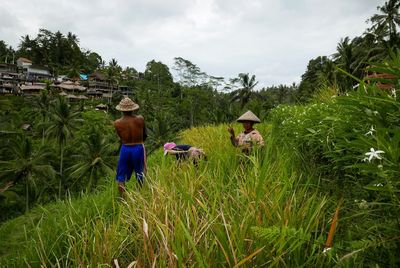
113, 120, 122, 155
228, 127, 238, 147
166, 149, 188, 156
137, 115, 147, 142
143, 124, 148, 142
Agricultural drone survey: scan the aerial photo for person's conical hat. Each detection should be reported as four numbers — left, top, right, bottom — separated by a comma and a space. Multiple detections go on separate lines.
236, 110, 261, 123
116, 97, 139, 111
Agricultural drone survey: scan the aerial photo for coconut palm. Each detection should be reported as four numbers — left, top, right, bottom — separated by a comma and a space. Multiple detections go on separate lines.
106, 58, 121, 103
349, 34, 385, 77
67, 31, 80, 51
67, 61, 81, 80
33, 89, 52, 144
230, 73, 259, 109
146, 112, 176, 154
0, 135, 55, 211
67, 128, 115, 192
369, 0, 400, 46
334, 37, 355, 72
333, 37, 358, 90
46, 96, 81, 198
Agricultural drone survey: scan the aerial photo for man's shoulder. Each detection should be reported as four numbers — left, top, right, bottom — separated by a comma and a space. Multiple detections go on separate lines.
114, 118, 123, 126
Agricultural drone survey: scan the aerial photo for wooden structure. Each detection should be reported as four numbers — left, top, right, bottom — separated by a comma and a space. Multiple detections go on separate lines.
88, 71, 116, 100
19, 83, 47, 96
365, 67, 397, 90
0, 63, 22, 94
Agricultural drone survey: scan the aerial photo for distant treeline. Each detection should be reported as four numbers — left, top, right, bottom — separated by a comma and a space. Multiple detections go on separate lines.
0, 1, 399, 102
0, 0, 399, 221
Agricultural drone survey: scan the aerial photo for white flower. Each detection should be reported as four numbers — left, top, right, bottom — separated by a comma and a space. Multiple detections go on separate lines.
390, 88, 396, 99
365, 148, 385, 162
358, 199, 369, 209
364, 125, 376, 136
323, 247, 332, 254
373, 183, 384, 187
378, 164, 383, 169
373, 111, 379, 115
143, 218, 149, 238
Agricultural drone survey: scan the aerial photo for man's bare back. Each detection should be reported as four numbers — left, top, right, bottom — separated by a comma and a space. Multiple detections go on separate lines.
114, 114, 146, 144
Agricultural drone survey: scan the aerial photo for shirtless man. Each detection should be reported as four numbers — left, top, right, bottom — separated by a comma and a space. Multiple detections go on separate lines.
114, 97, 147, 195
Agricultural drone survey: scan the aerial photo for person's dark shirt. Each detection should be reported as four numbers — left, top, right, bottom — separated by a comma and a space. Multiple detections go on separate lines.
173, 144, 192, 160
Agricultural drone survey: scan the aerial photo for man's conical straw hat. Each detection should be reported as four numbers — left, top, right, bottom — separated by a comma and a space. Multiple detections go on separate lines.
236, 110, 261, 123
116, 97, 139, 111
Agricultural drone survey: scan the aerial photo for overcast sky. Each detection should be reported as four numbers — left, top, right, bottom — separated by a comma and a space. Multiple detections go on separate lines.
1, 0, 382, 87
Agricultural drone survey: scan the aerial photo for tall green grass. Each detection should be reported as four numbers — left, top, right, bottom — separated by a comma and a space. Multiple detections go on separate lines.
269, 82, 400, 267
0, 187, 124, 267
0, 124, 338, 267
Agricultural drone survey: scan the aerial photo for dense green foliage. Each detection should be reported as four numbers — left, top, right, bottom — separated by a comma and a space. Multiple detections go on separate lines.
0, 123, 333, 267
269, 74, 400, 266
0, 1, 399, 266
1, 76, 399, 265
298, 0, 400, 100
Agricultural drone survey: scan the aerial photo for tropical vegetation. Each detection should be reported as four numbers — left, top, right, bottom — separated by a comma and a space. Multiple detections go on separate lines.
0, 0, 399, 267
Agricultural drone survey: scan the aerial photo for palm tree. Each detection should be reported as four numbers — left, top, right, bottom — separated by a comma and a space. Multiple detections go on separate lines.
107, 58, 121, 103
67, 32, 80, 50
33, 90, 52, 144
18, 34, 35, 58
122, 66, 139, 81
146, 113, 176, 154
67, 61, 82, 80
333, 37, 357, 90
46, 96, 81, 198
369, 0, 400, 46
230, 73, 259, 109
0, 135, 55, 211
334, 37, 354, 71
67, 128, 115, 192
350, 34, 385, 77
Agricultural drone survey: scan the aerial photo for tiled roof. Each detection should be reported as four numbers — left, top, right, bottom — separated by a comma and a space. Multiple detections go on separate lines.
17, 57, 32, 63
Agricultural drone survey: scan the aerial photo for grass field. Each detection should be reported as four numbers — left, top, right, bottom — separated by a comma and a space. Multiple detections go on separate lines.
1, 97, 399, 267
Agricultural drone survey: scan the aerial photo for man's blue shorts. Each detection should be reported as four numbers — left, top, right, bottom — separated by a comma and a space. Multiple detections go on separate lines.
116, 144, 146, 184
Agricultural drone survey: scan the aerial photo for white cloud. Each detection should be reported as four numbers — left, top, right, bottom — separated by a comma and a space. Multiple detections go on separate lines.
0, 0, 384, 87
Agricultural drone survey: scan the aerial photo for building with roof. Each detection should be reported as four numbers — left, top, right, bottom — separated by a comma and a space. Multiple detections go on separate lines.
117, 85, 133, 96
16, 57, 32, 68
87, 71, 117, 100
52, 80, 87, 93
16, 57, 53, 82
19, 83, 47, 96
25, 66, 52, 82
0, 63, 22, 94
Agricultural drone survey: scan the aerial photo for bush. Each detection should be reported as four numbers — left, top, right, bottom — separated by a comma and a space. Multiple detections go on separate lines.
268, 80, 400, 266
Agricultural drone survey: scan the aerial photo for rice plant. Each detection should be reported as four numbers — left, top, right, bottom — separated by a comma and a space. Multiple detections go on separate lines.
2, 89, 399, 266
